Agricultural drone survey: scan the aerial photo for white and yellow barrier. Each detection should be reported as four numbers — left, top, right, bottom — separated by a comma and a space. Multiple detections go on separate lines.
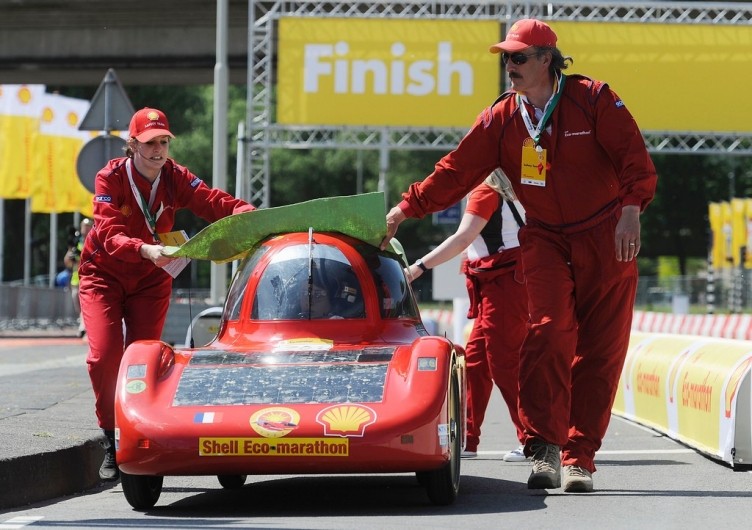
423, 308, 752, 468
614, 331, 752, 468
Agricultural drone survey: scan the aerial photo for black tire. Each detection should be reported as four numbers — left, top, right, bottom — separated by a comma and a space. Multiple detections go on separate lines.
218, 474, 247, 489
423, 367, 461, 505
120, 472, 163, 510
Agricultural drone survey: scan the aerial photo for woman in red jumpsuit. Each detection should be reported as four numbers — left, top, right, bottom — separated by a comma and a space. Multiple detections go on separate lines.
405, 171, 528, 462
383, 19, 657, 493
78, 107, 254, 481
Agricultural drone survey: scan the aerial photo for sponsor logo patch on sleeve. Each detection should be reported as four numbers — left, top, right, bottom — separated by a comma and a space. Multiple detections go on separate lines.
190, 177, 202, 188
615, 99, 625, 109
95, 195, 112, 202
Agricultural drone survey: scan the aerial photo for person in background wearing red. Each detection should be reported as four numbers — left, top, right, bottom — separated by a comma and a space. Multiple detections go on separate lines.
382, 19, 657, 492
405, 170, 528, 463
78, 107, 254, 481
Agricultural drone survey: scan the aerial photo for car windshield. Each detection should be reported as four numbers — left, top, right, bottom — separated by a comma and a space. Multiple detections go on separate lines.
252, 242, 365, 320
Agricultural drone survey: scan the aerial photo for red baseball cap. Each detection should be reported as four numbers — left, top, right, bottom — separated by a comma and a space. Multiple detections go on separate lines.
129, 107, 175, 142
489, 19, 558, 54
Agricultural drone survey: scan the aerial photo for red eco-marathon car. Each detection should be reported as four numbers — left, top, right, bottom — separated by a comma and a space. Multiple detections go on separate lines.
114, 229, 466, 509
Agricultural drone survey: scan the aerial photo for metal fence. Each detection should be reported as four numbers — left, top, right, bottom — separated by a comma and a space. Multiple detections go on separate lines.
635, 271, 748, 314
0, 285, 216, 339
0, 284, 78, 330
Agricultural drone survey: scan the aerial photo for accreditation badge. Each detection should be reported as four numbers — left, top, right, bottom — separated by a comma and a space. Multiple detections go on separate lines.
521, 138, 547, 187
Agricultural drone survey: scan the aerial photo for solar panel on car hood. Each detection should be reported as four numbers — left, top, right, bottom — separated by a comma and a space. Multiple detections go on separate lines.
173, 347, 395, 406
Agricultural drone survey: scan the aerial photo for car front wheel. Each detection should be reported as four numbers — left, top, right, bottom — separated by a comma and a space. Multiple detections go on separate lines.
121, 472, 163, 510
218, 474, 247, 489
421, 366, 461, 505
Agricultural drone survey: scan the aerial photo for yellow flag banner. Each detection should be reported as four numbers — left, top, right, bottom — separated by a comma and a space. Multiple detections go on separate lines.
708, 202, 723, 268
0, 85, 45, 199
731, 198, 747, 268
31, 93, 93, 214
721, 201, 733, 269
745, 199, 752, 269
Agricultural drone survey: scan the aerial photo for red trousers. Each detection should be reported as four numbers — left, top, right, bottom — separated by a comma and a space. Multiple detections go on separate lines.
518, 211, 637, 473
463, 249, 528, 452
79, 266, 172, 430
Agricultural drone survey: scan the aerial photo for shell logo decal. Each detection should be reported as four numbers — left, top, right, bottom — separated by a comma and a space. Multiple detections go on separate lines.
147, 110, 160, 121
250, 407, 300, 438
316, 404, 376, 437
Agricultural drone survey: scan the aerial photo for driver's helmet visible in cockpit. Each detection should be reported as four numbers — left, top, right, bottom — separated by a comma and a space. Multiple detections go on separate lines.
252, 242, 365, 320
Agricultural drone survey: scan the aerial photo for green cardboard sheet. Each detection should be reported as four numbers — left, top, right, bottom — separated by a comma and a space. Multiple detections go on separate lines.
163, 192, 400, 264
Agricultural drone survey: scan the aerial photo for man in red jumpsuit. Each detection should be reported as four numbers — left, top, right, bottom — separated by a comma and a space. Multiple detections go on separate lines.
382, 19, 657, 493
78, 107, 254, 481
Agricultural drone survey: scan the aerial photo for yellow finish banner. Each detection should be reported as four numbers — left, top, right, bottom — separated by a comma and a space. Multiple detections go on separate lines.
552, 21, 752, 133
277, 18, 500, 127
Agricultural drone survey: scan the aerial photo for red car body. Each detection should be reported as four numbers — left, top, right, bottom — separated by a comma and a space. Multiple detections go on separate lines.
114, 231, 466, 509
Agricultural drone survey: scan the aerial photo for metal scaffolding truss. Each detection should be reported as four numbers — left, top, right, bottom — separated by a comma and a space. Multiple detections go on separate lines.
245, 0, 752, 206
253, 125, 752, 155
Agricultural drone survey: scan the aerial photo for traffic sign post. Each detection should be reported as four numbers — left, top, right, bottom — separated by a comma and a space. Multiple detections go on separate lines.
76, 135, 127, 193
76, 68, 134, 192
78, 68, 134, 132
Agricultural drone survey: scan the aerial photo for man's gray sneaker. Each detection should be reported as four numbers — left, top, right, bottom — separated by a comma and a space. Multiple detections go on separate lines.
527, 442, 561, 489
563, 465, 593, 493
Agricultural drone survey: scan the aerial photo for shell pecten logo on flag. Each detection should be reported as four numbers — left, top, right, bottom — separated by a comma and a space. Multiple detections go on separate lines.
0, 84, 45, 199
17, 85, 32, 104
317, 404, 376, 437
32, 92, 92, 214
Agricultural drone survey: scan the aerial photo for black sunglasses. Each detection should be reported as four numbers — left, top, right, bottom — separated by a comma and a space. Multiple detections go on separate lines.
501, 51, 539, 66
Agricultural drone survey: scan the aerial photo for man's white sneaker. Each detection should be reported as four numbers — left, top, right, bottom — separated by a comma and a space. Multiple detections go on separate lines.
502, 445, 527, 462
461, 450, 477, 459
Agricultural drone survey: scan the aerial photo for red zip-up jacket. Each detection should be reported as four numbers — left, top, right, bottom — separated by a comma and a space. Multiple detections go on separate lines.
399, 74, 657, 227
80, 156, 253, 282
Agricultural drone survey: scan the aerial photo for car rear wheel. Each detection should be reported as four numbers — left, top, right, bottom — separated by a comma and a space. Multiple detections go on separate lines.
121, 472, 163, 510
422, 367, 461, 505
217, 474, 247, 489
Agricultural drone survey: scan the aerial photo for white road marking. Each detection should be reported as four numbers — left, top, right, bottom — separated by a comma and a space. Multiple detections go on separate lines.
0, 516, 45, 529
476, 448, 694, 456
597, 449, 694, 455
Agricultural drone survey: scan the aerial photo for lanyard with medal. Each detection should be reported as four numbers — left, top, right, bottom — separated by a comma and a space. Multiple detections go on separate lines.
126, 158, 162, 243
518, 73, 565, 187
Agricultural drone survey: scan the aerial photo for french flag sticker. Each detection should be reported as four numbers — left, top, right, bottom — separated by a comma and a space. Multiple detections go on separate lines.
194, 412, 222, 423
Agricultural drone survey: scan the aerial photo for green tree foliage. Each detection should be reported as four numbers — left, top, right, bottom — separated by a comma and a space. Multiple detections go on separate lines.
641, 154, 752, 276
